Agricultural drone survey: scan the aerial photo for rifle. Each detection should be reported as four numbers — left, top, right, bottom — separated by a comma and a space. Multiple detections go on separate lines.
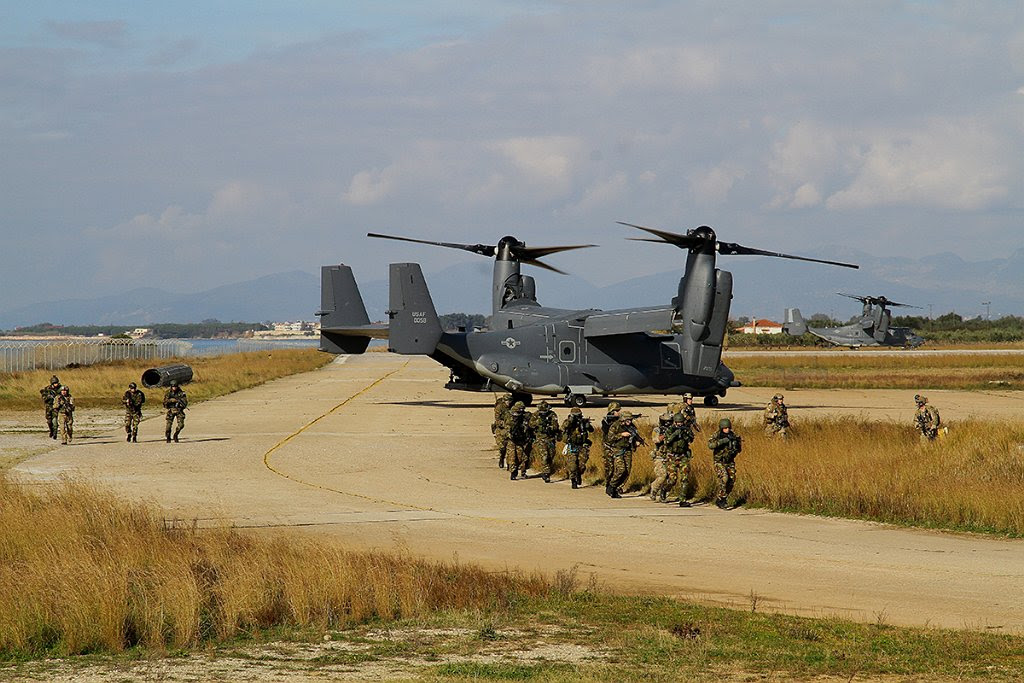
624, 423, 646, 448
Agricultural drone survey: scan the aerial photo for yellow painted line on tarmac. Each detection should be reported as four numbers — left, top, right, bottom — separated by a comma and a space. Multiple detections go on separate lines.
260, 360, 613, 538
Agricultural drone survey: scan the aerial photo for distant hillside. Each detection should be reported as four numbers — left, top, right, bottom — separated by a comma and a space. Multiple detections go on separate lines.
0, 271, 319, 329
2, 248, 1022, 330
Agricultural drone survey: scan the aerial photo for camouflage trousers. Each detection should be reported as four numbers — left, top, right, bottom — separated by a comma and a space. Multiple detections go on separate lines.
919, 427, 938, 441
714, 460, 736, 505
565, 443, 589, 485
44, 406, 58, 438
508, 441, 530, 476
58, 413, 74, 444
494, 429, 509, 465
607, 450, 631, 492
534, 438, 557, 479
668, 452, 692, 500
165, 411, 185, 440
765, 424, 787, 438
601, 444, 613, 483
649, 455, 671, 501
125, 410, 142, 438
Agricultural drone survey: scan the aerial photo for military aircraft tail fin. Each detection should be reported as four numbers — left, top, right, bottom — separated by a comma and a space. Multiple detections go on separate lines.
782, 308, 807, 336
317, 264, 382, 354
388, 262, 443, 354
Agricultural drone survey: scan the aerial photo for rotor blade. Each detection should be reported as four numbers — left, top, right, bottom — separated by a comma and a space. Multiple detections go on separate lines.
617, 221, 707, 249
837, 292, 871, 303
520, 257, 568, 275
883, 301, 922, 309
513, 243, 596, 260
717, 242, 859, 269
367, 232, 496, 257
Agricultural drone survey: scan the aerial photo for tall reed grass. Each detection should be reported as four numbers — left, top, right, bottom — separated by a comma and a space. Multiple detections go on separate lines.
0, 476, 552, 658
724, 352, 1024, 389
0, 349, 332, 411
569, 417, 1024, 535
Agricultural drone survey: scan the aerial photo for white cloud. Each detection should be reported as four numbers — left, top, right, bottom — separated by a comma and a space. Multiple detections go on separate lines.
825, 121, 1010, 210
689, 164, 747, 206
490, 136, 583, 192
565, 172, 629, 215
342, 168, 395, 206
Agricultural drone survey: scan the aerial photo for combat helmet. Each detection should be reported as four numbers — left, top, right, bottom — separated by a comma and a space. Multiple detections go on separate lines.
607, 401, 621, 413
660, 410, 673, 423
718, 418, 732, 429
60, 385, 69, 393
50, 375, 60, 385
169, 380, 178, 387
914, 394, 926, 405
773, 393, 784, 400
672, 412, 686, 423
511, 401, 525, 411
570, 406, 582, 415
682, 393, 693, 401
537, 400, 550, 412
128, 382, 137, 389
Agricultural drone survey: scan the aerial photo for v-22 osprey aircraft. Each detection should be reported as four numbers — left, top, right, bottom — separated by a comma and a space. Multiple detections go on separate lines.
783, 293, 924, 348
317, 224, 858, 406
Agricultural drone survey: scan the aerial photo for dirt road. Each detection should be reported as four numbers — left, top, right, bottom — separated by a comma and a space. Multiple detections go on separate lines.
11, 354, 1024, 631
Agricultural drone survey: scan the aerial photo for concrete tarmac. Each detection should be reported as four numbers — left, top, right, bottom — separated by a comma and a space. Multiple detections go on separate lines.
12, 353, 1024, 632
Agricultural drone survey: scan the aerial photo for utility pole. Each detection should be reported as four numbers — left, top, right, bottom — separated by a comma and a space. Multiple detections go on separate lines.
927, 303, 933, 320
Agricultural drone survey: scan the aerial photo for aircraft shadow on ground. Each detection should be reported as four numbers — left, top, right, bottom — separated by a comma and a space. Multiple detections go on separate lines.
378, 398, 735, 409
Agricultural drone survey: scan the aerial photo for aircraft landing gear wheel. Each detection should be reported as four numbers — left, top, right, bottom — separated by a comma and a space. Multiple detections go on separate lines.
569, 394, 587, 408
703, 395, 719, 407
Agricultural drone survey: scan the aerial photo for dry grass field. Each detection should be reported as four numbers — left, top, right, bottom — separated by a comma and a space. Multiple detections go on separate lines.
724, 351, 1024, 390
576, 416, 1024, 535
0, 475, 552, 658
0, 349, 333, 411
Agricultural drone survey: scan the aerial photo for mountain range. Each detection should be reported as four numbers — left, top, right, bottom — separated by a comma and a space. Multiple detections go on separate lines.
2, 247, 1022, 330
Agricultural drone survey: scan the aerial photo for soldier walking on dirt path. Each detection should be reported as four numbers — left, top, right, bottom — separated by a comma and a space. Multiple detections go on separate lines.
123, 382, 145, 443
561, 407, 593, 489
666, 412, 696, 507
39, 375, 61, 439
605, 413, 643, 498
507, 401, 533, 480
53, 385, 75, 445
492, 394, 511, 469
708, 418, 742, 509
530, 401, 561, 483
163, 380, 188, 443
601, 402, 621, 488
649, 410, 674, 502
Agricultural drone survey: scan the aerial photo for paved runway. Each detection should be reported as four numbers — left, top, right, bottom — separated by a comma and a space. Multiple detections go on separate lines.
12, 353, 1024, 631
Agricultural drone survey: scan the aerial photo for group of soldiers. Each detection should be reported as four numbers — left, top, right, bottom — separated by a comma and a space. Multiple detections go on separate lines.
491, 393, 745, 509
38, 376, 189, 445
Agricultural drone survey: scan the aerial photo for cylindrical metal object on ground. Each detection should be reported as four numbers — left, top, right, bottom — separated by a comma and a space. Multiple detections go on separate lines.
141, 363, 194, 388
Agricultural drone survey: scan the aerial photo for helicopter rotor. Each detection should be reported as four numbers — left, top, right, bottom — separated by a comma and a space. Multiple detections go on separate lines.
367, 232, 594, 275
619, 222, 859, 269
837, 293, 921, 309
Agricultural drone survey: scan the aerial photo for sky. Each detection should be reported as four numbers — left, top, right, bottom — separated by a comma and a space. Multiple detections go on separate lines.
2, 1, 1023, 311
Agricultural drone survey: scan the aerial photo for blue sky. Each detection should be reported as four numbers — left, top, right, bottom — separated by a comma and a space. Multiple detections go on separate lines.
2, 1, 1023, 313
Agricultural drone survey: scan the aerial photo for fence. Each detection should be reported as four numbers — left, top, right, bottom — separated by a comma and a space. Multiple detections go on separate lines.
0, 338, 318, 373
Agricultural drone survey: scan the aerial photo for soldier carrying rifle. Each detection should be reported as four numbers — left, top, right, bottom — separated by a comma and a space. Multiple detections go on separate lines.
163, 380, 188, 443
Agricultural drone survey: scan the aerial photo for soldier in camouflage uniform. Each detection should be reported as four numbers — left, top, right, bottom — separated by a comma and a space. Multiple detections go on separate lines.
39, 375, 61, 439
665, 412, 696, 507
600, 402, 622, 486
914, 394, 941, 441
163, 380, 188, 443
649, 410, 674, 502
680, 393, 697, 429
530, 401, 561, 483
763, 393, 789, 438
561, 407, 593, 489
708, 418, 742, 509
605, 413, 643, 498
491, 394, 512, 469
507, 401, 531, 480
122, 382, 146, 443
53, 385, 75, 445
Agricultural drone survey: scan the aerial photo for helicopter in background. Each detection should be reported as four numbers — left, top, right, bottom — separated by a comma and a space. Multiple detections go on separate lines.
318, 224, 858, 406
783, 293, 925, 348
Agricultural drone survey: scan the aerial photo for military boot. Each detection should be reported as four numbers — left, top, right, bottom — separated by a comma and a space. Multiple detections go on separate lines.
126, 432, 132, 442
165, 430, 172, 443
571, 480, 578, 489
498, 456, 505, 469
510, 469, 517, 480
173, 430, 180, 443
678, 499, 691, 508
132, 431, 138, 443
